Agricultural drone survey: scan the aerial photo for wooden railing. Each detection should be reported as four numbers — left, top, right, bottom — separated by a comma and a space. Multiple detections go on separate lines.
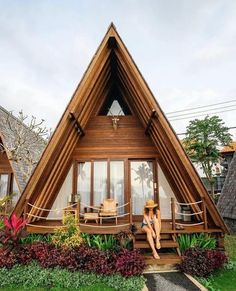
171, 197, 208, 231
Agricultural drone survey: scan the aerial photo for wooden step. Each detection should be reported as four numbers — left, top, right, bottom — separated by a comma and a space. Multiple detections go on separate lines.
144, 253, 181, 265
135, 233, 171, 240
134, 239, 178, 249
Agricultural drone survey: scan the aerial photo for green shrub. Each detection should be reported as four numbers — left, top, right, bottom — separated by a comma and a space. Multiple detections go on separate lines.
52, 214, 83, 248
0, 262, 146, 290
0, 219, 4, 230
177, 233, 216, 253
20, 233, 52, 244
81, 233, 118, 251
178, 247, 227, 277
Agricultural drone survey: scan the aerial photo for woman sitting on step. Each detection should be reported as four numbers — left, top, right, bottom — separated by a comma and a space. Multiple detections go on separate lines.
141, 199, 161, 259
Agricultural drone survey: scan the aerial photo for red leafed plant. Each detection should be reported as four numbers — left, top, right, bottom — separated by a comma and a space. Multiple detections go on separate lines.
0, 213, 27, 251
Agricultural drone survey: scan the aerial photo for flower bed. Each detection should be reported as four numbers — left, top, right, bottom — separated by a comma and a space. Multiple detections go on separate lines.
0, 242, 146, 277
178, 247, 228, 277
0, 214, 146, 290
0, 261, 145, 291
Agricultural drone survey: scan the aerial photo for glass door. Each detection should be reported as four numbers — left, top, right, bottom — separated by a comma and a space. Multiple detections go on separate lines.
110, 161, 124, 214
77, 160, 124, 213
130, 161, 155, 215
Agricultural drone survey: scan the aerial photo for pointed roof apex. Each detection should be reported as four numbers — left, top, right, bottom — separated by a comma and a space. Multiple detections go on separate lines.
108, 22, 117, 30
106, 22, 118, 36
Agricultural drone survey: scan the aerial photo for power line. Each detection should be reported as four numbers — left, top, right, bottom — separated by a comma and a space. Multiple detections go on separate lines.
168, 104, 236, 119
169, 108, 236, 122
166, 99, 236, 115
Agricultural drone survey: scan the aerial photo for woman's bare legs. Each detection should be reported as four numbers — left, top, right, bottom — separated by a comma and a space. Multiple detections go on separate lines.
153, 218, 161, 249
142, 226, 160, 259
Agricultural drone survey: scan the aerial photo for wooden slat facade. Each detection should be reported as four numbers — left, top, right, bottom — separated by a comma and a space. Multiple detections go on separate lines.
14, 23, 228, 236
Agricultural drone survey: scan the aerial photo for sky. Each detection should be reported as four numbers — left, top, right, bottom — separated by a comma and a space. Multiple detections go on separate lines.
0, 0, 236, 139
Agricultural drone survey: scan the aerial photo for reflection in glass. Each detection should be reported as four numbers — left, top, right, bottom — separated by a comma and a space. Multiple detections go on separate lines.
78, 162, 91, 212
131, 161, 154, 215
110, 161, 124, 214
12, 177, 20, 204
94, 161, 107, 206
0, 174, 8, 198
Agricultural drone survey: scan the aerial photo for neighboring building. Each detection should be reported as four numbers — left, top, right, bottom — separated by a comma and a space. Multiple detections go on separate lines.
221, 141, 236, 175
14, 24, 228, 255
0, 106, 46, 212
218, 151, 236, 233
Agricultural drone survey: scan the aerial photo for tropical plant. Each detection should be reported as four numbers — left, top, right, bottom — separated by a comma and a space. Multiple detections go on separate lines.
0, 262, 146, 290
0, 193, 16, 214
0, 219, 4, 230
196, 233, 216, 249
81, 233, 118, 251
115, 249, 146, 277
52, 213, 82, 248
183, 115, 232, 197
177, 233, 216, 253
0, 213, 27, 251
178, 247, 227, 277
116, 230, 133, 249
20, 233, 52, 244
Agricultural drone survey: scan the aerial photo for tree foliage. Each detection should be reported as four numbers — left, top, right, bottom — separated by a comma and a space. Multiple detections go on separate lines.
0, 110, 51, 182
183, 115, 232, 195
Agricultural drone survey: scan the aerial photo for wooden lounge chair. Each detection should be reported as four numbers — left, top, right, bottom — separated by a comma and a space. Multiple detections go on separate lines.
99, 198, 118, 224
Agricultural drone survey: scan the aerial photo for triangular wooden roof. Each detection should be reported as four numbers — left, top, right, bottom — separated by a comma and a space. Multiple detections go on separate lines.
14, 23, 228, 233
218, 151, 236, 220
0, 105, 46, 192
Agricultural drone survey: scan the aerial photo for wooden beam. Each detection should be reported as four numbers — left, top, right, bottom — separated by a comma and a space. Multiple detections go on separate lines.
69, 112, 85, 136
145, 109, 156, 135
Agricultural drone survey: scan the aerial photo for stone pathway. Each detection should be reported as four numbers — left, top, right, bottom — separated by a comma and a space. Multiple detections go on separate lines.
144, 272, 201, 291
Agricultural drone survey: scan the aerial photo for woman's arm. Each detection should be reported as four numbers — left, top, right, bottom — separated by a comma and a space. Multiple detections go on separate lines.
157, 210, 161, 229
144, 214, 156, 237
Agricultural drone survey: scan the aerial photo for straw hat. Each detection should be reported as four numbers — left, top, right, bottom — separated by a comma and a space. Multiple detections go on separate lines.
144, 199, 158, 209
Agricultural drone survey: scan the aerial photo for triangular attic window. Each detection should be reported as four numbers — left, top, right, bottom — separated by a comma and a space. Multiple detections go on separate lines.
99, 95, 131, 116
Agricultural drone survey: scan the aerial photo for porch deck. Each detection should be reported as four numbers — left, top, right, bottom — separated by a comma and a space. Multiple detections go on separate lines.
26, 219, 223, 234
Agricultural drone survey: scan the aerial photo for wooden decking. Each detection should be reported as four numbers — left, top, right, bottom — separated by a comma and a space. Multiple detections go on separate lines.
26, 219, 223, 234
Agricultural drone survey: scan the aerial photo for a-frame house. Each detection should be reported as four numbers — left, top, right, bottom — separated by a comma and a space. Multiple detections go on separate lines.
0, 105, 45, 213
14, 24, 228, 251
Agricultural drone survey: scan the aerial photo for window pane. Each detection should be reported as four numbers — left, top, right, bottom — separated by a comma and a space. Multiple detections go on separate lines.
131, 161, 154, 215
110, 161, 124, 214
0, 174, 8, 198
78, 162, 91, 213
94, 161, 107, 206
12, 177, 20, 205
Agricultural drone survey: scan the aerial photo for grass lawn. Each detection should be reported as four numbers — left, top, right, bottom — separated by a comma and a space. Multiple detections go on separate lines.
0, 283, 115, 291
198, 235, 236, 291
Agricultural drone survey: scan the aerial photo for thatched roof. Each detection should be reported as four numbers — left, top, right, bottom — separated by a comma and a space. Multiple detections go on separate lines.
0, 105, 46, 192
218, 151, 236, 219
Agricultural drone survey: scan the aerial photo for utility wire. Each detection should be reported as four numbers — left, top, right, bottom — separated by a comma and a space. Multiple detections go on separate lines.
169, 108, 236, 121
168, 104, 236, 119
166, 99, 236, 115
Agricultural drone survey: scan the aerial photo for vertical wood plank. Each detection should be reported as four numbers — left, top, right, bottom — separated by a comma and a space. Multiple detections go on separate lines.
171, 198, 176, 231
202, 197, 208, 230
